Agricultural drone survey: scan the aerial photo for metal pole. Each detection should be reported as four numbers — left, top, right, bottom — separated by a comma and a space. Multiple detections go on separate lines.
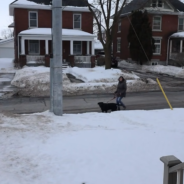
52, 0, 63, 116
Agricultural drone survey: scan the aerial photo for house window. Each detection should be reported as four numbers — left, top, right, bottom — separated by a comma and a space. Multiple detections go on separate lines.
29, 40, 40, 54
172, 40, 180, 53
29, 11, 38, 28
73, 14, 81, 29
117, 38, 121, 52
152, 0, 163, 7
153, 38, 161, 54
118, 22, 121, 32
178, 18, 184, 31
73, 41, 82, 55
153, 16, 162, 30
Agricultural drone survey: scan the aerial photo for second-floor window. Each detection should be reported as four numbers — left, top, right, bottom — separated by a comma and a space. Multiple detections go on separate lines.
178, 18, 184, 31
117, 38, 121, 52
73, 14, 81, 29
29, 11, 38, 28
152, 16, 162, 30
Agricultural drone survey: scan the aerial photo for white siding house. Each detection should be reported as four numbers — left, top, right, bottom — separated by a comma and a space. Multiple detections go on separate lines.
0, 38, 14, 58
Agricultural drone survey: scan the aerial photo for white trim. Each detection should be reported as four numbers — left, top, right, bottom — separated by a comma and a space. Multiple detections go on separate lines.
45, 40, 49, 55
91, 40, 94, 55
87, 41, 90, 55
73, 13, 81, 29
29, 11, 38, 28
152, 15, 162, 31
9, 4, 90, 16
70, 40, 73, 55
28, 40, 40, 55
21, 37, 25, 55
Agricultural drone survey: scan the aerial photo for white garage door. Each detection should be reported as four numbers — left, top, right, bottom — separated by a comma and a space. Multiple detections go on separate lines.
0, 48, 14, 58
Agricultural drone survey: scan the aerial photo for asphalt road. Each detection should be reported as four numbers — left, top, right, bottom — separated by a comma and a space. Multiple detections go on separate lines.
0, 91, 183, 114
120, 65, 184, 92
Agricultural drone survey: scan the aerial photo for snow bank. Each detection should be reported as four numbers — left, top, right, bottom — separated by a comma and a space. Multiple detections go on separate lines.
0, 58, 17, 73
143, 65, 184, 78
65, 66, 139, 82
119, 60, 184, 78
11, 66, 157, 97
0, 109, 184, 184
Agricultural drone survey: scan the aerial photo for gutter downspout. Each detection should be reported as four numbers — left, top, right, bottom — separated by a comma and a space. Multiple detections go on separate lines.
18, 35, 19, 60
166, 36, 171, 66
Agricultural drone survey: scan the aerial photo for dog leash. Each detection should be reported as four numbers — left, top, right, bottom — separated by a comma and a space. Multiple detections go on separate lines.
106, 96, 116, 103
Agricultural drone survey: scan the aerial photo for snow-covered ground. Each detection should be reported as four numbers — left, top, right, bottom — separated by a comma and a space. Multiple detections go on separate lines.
11, 66, 158, 97
0, 58, 17, 73
0, 108, 184, 184
119, 60, 184, 78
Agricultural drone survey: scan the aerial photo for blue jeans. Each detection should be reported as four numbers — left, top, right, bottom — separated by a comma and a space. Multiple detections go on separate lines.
116, 97, 126, 108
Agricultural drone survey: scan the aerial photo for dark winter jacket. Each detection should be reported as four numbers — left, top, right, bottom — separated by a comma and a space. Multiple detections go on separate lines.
115, 77, 127, 97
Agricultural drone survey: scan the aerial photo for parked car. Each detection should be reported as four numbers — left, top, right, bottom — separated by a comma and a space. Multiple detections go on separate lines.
96, 51, 118, 68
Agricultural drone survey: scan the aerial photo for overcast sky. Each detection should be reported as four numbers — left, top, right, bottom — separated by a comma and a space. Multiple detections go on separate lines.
0, 0, 13, 36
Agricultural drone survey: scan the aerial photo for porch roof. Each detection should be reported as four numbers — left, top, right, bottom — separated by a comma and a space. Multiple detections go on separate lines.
170, 32, 184, 38
19, 28, 96, 41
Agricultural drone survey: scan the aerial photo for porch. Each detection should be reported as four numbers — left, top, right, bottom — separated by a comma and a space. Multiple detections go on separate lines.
168, 32, 184, 66
18, 28, 96, 68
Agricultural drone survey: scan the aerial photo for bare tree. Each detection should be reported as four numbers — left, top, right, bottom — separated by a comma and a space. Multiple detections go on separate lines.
83, 0, 128, 69
1, 28, 14, 39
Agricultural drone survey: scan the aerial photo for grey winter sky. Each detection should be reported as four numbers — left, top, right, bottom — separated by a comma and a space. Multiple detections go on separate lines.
0, 0, 13, 37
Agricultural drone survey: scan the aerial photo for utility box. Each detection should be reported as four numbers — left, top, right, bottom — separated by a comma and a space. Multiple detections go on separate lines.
160, 155, 184, 184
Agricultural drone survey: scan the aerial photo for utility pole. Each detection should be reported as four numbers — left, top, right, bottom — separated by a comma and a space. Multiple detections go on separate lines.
51, 0, 63, 116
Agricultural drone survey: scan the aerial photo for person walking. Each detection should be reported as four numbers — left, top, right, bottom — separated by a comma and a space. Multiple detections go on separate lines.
114, 76, 127, 110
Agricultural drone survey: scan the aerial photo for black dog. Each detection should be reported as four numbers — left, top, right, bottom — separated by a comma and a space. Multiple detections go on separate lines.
98, 102, 117, 113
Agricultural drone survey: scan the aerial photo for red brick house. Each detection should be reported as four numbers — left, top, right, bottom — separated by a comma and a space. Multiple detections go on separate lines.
113, 0, 184, 65
9, 0, 95, 67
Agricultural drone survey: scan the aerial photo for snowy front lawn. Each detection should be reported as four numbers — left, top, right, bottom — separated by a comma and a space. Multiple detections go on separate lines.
119, 60, 184, 78
0, 109, 184, 184
11, 66, 158, 97
0, 58, 17, 73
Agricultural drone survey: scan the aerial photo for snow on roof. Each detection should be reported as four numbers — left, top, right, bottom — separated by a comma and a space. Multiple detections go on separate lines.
94, 39, 103, 50
19, 28, 95, 37
9, 0, 90, 16
13, 0, 49, 6
170, 32, 184, 38
0, 37, 14, 44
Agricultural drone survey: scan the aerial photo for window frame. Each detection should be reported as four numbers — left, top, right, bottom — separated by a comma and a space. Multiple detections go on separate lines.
118, 22, 121, 32
178, 17, 184, 31
117, 38, 121, 53
28, 40, 40, 55
73, 41, 82, 55
29, 11, 38, 28
153, 37, 162, 55
152, 16, 162, 31
151, 0, 163, 8
73, 14, 82, 29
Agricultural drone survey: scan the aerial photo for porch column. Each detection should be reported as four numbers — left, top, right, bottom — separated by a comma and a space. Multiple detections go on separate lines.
45, 40, 49, 55
180, 40, 183, 53
91, 40, 94, 55
21, 37, 25, 55
87, 41, 90, 55
70, 40, 73, 55
169, 40, 172, 58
